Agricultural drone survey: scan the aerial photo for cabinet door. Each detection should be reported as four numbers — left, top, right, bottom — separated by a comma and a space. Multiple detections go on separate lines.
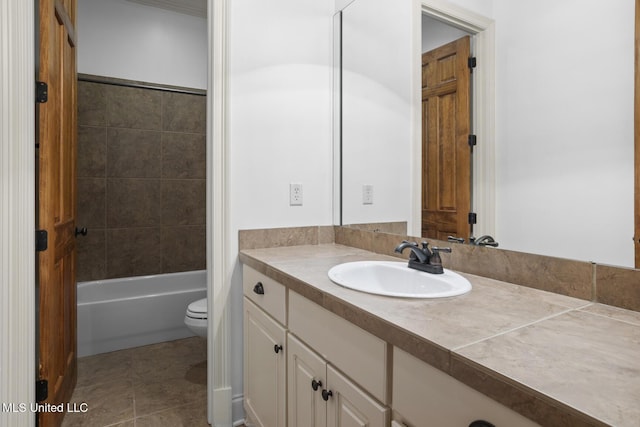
326, 365, 389, 427
393, 347, 540, 427
244, 298, 287, 427
287, 334, 327, 427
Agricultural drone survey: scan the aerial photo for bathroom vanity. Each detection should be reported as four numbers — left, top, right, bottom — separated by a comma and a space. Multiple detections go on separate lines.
240, 239, 640, 427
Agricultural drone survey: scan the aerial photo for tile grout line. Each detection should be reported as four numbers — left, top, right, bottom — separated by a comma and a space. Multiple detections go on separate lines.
575, 306, 640, 327
450, 304, 592, 352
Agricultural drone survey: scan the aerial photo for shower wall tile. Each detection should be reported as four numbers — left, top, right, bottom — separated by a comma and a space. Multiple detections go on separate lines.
78, 178, 106, 228
107, 179, 162, 228
78, 126, 106, 177
78, 82, 107, 126
107, 128, 162, 178
161, 180, 206, 226
106, 228, 162, 278
77, 78, 206, 281
106, 85, 162, 130
162, 92, 206, 133
77, 229, 106, 282
161, 133, 206, 179
161, 226, 206, 273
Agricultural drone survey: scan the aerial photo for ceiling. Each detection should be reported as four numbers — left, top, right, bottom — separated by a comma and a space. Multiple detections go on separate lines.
126, 0, 206, 18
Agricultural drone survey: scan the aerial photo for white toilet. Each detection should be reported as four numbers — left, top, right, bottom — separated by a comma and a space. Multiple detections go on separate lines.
184, 298, 207, 338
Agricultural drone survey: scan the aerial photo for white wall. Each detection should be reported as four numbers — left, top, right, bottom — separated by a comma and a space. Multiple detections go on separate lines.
228, 0, 334, 419
229, 0, 334, 231
77, 0, 207, 89
493, 0, 634, 266
341, 0, 413, 226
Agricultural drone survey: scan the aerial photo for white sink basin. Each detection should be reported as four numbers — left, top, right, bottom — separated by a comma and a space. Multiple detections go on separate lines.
328, 261, 471, 298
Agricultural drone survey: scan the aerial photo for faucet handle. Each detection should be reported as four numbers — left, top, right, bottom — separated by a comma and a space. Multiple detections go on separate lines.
432, 246, 452, 253
430, 247, 452, 266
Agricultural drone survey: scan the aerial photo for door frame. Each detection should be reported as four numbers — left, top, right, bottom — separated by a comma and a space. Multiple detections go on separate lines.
0, 2, 36, 425
411, 0, 495, 239
207, 0, 233, 425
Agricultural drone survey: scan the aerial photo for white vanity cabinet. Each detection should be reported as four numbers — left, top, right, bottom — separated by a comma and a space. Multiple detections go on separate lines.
392, 348, 540, 427
243, 263, 539, 427
243, 266, 288, 427
287, 333, 388, 427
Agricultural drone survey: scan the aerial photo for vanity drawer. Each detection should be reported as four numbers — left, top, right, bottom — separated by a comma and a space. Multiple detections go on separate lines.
392, 347, 540, 427
288, 291, 389, 404
243, 266, 286, 325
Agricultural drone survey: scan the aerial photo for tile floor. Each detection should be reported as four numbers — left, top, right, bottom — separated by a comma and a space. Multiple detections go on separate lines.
62, 337, 209, 427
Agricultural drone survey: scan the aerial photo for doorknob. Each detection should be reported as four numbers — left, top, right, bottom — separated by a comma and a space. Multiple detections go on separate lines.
75, 227, 88, 237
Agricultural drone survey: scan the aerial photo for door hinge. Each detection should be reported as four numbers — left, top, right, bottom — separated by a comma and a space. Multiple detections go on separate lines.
36, 81, 48, 103
36, 379, 48, 402
468, 212, 477, 225
468, 134, 477, 147
35, 230, 48, 252
468, 57, 477, 71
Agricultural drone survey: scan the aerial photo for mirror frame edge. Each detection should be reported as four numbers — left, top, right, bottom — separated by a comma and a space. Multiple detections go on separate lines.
633, 0, 640, 268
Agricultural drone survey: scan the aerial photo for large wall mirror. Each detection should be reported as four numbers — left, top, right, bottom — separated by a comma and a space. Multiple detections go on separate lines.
336, 0, 637, 269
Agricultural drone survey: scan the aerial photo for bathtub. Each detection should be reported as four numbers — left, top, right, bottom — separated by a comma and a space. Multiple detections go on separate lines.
77, 270, 207, 357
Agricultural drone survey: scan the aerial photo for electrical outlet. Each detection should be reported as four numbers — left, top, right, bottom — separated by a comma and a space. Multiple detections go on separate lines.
290, 183, 303, 206
363, 184, 373, 205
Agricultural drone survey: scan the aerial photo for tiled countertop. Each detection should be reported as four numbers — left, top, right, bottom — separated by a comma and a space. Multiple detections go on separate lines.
239, 243, 640, 427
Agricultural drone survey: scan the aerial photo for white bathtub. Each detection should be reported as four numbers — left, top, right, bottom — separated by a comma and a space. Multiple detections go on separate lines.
77, 270, 207, 357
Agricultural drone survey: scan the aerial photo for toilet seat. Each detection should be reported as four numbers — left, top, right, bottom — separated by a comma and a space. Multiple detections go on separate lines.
186, 298, 207, 319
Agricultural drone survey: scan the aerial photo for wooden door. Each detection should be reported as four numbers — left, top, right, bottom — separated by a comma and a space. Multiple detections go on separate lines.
243, 298, 287, 427
37, 0, 78, 426
325, 365, 388, 427
287, 334, 327, 427
421, 36, 472, 241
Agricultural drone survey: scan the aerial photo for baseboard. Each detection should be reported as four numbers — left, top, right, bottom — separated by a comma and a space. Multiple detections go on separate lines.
232, 393, 245, 426
213, 386, 232, 426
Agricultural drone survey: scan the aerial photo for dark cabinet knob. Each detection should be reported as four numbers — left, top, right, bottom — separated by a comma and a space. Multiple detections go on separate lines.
469, 421, 495, 427
311, 379, 322, 391
321, 389, 333, 401
274, 344, 283, 354
75, 227, 88, 237
253, 282, 264, 295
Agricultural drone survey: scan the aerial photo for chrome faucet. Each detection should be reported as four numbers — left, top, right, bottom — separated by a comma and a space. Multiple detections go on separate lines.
470, 235, 499, 247
394, 240, 451, 274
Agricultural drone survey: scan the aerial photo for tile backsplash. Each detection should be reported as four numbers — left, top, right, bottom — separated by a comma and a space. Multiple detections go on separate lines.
76, 77, 206, 281
239, 225, 640, 313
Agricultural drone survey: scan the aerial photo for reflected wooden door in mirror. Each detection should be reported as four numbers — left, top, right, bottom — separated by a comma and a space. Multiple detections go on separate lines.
422, 36, 472, 241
